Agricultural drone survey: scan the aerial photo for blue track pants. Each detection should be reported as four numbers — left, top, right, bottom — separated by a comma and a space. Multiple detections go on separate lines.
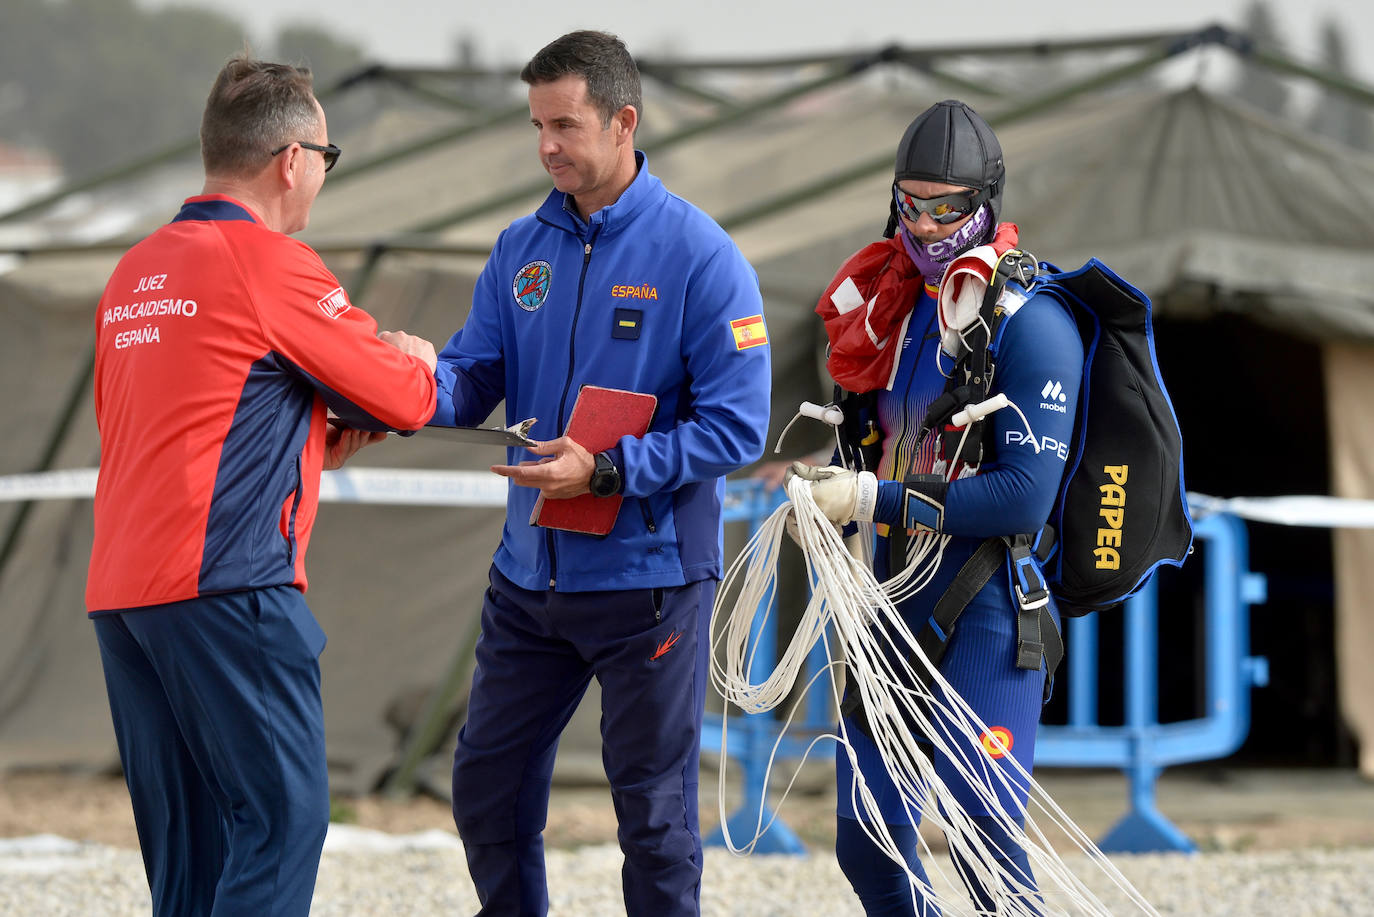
452, 566, 715, 917
92, 586, 330, 917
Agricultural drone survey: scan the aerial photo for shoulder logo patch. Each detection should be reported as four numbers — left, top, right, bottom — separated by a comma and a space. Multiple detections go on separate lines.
513, 260, 552, 312
730, 314, 767, 351
316, 287, 351, 320
1040, 379, 1069, 413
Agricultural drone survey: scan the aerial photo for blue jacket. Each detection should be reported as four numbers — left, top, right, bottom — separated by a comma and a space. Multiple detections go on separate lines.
433, 153, 771, 592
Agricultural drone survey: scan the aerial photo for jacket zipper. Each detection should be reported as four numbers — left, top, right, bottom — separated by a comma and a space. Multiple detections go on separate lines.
639, 498, 656, 534
547, 237, 598, 588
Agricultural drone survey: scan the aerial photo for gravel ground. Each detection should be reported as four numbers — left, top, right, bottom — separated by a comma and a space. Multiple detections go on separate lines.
5, 829, 1374, 916
5, 770, 1374, 915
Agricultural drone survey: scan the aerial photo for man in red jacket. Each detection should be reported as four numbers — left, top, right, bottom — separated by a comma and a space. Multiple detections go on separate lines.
86, 54, 437, 917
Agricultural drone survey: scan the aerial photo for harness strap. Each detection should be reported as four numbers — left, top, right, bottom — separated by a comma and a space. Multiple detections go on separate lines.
838, 673, 870, 735
840, 532, 1067, 738
918, 537, 1006, 669
1038, 606, 1064, 703
913, 533, 1064, 701
922, 250, 1040, 468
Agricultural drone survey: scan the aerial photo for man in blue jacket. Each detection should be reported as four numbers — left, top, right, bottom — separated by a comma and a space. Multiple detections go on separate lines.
427, 29, 770, 917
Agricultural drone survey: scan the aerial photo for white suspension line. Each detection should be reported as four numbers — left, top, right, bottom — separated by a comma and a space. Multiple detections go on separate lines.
711, 477, 1159, 916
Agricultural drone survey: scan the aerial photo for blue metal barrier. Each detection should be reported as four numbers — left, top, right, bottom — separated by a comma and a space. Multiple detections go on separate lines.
704, 479, 1268, 855
1035, 511, 1269, 852
703, 480, 811, 854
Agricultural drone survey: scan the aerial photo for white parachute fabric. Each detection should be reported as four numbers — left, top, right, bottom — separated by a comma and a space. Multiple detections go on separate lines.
711, 476, 1158, 916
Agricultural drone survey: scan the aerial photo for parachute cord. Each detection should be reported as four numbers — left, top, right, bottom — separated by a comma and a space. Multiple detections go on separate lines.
711, 478, 1160, 916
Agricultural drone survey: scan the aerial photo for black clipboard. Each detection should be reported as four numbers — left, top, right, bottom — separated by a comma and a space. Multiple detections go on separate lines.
416, 417, 538, 448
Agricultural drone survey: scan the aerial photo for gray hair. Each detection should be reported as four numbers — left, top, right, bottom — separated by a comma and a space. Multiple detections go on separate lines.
200, 54, 320, 178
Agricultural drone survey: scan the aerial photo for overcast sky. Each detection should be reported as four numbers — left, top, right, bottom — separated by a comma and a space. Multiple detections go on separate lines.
137, 0, 1374, 79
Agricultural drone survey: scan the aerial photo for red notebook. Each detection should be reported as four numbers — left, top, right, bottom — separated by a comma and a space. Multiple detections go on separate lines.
531, 385, 658, 535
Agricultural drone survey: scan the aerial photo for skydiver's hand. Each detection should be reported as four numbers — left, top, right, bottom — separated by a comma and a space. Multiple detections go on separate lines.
783, 462, 878, 525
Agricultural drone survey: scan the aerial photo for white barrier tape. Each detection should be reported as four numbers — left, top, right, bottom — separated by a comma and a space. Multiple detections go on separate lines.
0, 469, 99, 502
319, 467, 507, 506
0, 467, 508, 508
1186, 492, 1374, 529
6, 471, 1374, 527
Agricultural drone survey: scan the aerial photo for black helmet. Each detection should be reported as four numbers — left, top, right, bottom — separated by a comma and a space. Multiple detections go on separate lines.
887, 99, 1004, 235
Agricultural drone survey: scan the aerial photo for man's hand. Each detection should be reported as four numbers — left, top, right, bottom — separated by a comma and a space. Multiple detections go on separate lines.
324, 422, 387, 470
491, 436, 596, 498
785, 462, 878, 525
379, 329, 437, 373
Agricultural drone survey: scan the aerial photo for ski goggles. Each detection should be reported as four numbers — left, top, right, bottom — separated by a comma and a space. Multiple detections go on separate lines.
892, 184, 981, 225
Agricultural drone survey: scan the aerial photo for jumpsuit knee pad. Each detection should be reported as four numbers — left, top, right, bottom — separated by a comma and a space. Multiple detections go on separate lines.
451, 751, 502, 842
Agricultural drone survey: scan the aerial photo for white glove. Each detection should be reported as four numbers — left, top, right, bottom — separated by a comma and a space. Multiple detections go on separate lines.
787, 462, 878, 525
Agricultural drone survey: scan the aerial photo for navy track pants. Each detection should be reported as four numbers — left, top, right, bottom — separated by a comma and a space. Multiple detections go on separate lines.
92, 586, 330, 917
452, 565, 715, 917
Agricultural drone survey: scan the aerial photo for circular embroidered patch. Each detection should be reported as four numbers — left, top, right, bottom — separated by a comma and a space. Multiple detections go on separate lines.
979, 726, 1014, 759
512, 260, 552, 312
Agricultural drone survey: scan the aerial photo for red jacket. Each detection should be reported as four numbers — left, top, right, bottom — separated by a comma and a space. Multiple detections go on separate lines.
86, 195, 436, 612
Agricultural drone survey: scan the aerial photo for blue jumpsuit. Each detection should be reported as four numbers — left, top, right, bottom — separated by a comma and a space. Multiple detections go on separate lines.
834, 283, 1083, 916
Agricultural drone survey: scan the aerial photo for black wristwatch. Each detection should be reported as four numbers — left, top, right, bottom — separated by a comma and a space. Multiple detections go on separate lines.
589, 451, 623, 498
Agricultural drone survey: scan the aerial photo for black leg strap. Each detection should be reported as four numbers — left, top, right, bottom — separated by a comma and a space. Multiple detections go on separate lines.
850, 530, 1068, 734
917, 537, 1006, 669
1016, 605, 1045, 670
838, 678, 871, 737
1038, 607, 1064, 703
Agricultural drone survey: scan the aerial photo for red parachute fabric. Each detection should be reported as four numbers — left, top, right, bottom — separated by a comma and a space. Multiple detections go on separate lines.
817, 224, 1019, 393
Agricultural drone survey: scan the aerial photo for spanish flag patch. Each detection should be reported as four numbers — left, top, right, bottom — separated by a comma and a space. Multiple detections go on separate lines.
730, 314, 768, 351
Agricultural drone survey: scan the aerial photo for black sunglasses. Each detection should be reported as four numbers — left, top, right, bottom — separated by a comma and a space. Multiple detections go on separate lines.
892, 183, 983, 225
271, 141, 341, 173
